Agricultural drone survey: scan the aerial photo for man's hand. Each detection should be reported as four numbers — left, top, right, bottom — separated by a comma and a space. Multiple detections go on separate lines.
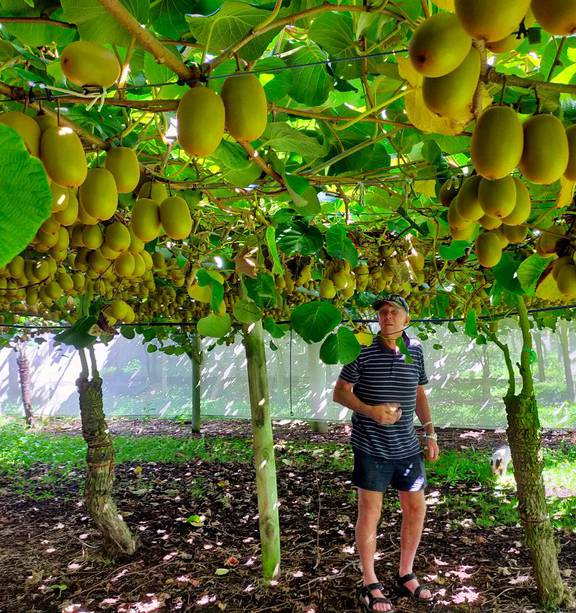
425, 438, 440, 462
369, 403, 402, 425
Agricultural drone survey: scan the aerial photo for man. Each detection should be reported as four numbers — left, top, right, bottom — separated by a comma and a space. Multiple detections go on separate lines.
333, 295, 439, 613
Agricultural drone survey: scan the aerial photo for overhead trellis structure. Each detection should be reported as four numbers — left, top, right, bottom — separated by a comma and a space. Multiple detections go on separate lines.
1, 0, 576, 606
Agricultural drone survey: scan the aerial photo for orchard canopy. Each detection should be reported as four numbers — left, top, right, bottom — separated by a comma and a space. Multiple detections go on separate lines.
1, 0, 576, 353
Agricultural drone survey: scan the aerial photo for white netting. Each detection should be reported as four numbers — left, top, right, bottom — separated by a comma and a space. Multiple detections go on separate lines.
1, 319, 575, 429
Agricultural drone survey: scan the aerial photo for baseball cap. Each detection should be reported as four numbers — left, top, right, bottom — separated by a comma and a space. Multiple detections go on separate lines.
373, 294, 409, 314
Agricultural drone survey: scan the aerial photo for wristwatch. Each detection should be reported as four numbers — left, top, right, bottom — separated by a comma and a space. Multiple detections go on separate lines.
424, 433, 438, 440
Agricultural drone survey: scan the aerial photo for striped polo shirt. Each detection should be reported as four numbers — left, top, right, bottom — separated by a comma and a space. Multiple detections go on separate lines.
339, 334, 428, 459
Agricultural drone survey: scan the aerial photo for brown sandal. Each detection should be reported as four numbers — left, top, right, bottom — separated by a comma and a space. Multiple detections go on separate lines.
395, 572, 433, 602
358, 582, 395, 612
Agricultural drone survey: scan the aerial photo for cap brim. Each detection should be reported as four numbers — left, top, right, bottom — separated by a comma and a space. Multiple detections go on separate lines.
373, 298, 408, 313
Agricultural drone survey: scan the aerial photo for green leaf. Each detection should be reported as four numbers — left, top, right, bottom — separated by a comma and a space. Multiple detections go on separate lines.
185, 513, 204, 526
210, 140, 261, 186
61, 0, 149, 46
517, 254, 555, 296
492, 253, 524, 295
147, 344, 158, 353
186, 2, 281, 61
0, 2, 76, 46
276, 220, 323, 257
197, 269, 224, 312
197, 313, 232, 338
0, 125, 51, 267
439, 240, 470, 261
244, 273, 278, 309
233, 298, 262, 323
319, 327, 361, 364
284, 173, 321, 214
291, 301, 342, 343
286, 45, 332, 106
396, 335, 413, 364
150, 0, 190, 38
120, 326, 136, 340
262, 316, 286, 339
254, 57, 293, 102
325, 225, 358, 268
215, 568, 230, 576
308, 12, 360, 80
465, 309, 478, 338
265, 226, 283, 275
261, 123, 326, 162
53, 317, 98, 349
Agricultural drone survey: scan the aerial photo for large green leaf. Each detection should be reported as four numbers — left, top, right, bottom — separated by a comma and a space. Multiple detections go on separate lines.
276, 220, 323, 257
244, 273, 278, 309
284, 174, 321, 215
0, 2, 76, 46
492, 253, 524, 295
265, 226, 283, 275
53, 317, 98, 349
286, 45, 333, 106
186, 2, 281, 61
61, 0, 149, 46
261, 123, 326, 162
210, 140, 261, 187
308, 12, 360, 80
464, 309, 478, 338
517, 254, 555, 297
439, 240, 470, 261
233, 298, 262, 324
291, 301, 342, 343
254, 57, 293, 102
262, 316, 287, 339
319, 327, 361, 365
0, 124, 51, 267
150, 0, 190, 38
197, 269, 224, 312
197, 313, 232, 338
325, 225, 358, 268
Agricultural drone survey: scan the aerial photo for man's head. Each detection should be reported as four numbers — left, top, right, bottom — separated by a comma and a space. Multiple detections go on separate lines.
373, 294, 410, 340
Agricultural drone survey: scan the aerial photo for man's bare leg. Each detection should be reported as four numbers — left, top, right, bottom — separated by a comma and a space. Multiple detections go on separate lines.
398, 490, 431, 599
356, 488, 392, 612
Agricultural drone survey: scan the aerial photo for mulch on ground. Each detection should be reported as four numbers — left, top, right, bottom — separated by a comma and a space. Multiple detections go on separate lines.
0, 420, 574, 613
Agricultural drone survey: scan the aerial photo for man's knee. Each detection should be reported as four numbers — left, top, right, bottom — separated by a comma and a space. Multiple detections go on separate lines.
399, 492, 427, 518
357, 489, 383, 521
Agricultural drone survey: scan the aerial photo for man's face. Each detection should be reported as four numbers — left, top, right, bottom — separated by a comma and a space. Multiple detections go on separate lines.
377, 302, 409, 338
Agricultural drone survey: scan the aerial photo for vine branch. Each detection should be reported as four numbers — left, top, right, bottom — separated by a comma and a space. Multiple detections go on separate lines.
96, 0, 200, 83
0, 15, 75, 28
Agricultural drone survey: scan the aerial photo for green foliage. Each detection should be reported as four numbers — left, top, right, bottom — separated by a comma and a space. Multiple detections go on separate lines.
0, 125, 51, 267
291, 301, 342, 343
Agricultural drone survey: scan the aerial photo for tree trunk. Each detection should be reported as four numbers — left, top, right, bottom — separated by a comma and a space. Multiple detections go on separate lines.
496, 298, 572, 609
533, 331, 546, 382
187, 333, 202, 433
558, 321, 574, 403
16, 344, 33, 427
243, 320, 281, 582
77, 348, 137, 556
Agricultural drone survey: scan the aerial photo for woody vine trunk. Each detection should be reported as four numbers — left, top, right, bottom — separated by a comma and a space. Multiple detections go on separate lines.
493, 298, 573, 609
78, 346, 137, 556
16, 343, 33, 427
243, 320, 281, 582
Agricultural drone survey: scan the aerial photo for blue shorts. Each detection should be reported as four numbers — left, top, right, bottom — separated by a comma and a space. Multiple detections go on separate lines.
352, 448, 427, 492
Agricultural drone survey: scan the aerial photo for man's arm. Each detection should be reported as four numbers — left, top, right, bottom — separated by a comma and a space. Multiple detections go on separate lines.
415, 385, 433, 434
333, 378, 401, 425
415, 385, 439, 461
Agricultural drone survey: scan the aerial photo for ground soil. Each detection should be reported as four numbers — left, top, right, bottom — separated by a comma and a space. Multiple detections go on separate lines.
0, 420, 574, 613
